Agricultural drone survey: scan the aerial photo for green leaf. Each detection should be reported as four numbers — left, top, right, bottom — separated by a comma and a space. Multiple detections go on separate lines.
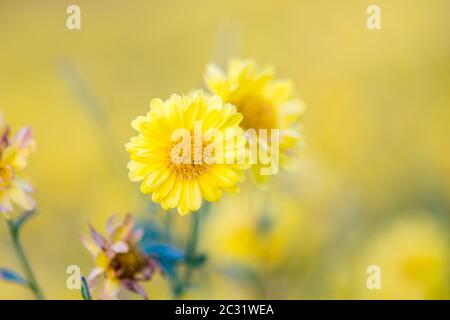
81, 276, 92, 300
187, 253, 207, 267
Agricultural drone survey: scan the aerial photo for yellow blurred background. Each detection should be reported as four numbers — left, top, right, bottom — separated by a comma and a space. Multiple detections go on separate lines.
0, 0, 449, 299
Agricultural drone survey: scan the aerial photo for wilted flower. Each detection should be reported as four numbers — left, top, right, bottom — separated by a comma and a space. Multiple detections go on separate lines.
0, 114, 35, 217
205, 59, 305, 185
126, 90, 248, 215
81, 214, 158, 299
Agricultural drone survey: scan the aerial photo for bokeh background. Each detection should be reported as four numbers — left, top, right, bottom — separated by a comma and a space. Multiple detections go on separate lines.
0, 0, 449, 299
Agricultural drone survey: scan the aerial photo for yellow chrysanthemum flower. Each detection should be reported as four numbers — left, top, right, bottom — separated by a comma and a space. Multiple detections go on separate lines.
0, 114, 36, 217
126, 91, 247, 215
205, 59, 305, 185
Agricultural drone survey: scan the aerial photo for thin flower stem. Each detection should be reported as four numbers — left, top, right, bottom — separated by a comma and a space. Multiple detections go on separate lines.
174, 202, 210, 298
6, 220, 45, 300
183, 209, 201, 284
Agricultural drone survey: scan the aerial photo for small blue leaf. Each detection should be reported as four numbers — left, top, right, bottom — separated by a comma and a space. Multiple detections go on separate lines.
143, 243, 184, 275
0, 268, 27, 286
144, 243, 184, 261
138, 222, 164, 243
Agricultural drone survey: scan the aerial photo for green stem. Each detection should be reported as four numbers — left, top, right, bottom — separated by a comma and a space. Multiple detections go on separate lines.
6, 220, 45, 300
174, 202, 210, 298
183, 210, 202, 285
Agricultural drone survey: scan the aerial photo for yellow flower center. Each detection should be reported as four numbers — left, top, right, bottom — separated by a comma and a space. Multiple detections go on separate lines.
232, 95, 278, 130
166, 134, 212, 180
109, 246, 148, 279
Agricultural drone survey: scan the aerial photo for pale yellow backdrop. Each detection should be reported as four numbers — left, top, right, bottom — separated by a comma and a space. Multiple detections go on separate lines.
0, 0, 448, 299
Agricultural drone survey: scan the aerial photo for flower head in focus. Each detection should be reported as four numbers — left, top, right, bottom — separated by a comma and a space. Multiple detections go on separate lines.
126, 90, 248, 215
205, 59, 305, 186
0, 114, 36, 217
81, 214, 158, 299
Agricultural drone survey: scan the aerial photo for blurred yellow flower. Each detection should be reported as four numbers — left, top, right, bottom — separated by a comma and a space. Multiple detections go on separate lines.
334, 213, 449, 299
365, 214, 449, 299
205, 193, 301, 271
0, 114, 36, 217
81, 214, 158, 299
126, 90, 248, 215
205, 59, 305, 185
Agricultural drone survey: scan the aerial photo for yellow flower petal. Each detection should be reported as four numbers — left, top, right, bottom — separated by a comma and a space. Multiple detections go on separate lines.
188, 180, 202, 211
103, 278, 121, 299
81, 235, 101, 256
95, 252, 110, 269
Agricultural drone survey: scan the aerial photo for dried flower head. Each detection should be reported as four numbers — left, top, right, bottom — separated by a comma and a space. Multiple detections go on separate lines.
81, 214, 158, 299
